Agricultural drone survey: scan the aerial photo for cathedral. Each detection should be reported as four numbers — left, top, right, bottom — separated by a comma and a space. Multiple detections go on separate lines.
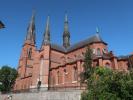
14, 13, 131, 91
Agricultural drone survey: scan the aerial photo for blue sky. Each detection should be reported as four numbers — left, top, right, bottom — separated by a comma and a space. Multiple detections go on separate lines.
0, 0, 133, 68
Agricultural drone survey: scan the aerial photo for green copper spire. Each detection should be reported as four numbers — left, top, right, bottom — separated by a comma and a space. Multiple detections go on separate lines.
63, 13, 70, 48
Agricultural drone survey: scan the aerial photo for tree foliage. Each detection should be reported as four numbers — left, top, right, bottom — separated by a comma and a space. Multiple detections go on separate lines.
81, 67, 133, 100
81, 48, 133, 100
0, 65, 18, 92
80, 47, 93, 82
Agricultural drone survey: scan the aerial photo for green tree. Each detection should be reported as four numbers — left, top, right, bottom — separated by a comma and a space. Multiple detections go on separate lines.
81, 67, 133, 100
80, 47, 93, 82
0, 65, 18, 92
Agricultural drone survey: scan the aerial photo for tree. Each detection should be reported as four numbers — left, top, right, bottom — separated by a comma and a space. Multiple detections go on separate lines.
81, 48, 133, 99
0, 65, 18, 92
80, 47, 93, 82
81, 67, 133, 100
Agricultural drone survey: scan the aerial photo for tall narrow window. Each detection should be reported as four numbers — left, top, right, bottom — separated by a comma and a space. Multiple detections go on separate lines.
39, 56, 44, 83
92, 49, 96, 54
97, 48, 101, 56
27, 48, 32, 59
62, 69, 66, 84
56, 71, 59, 85
72, 66, 78, 82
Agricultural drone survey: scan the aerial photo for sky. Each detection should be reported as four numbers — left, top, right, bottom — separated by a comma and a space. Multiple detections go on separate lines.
0, 0, 133, 68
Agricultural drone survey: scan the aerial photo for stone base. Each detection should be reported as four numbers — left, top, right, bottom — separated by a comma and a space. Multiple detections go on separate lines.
30, 85, 48, 92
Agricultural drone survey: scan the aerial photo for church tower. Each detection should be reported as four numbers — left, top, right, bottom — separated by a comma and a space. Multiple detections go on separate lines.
20, 12, 36, 77
63, 13, 70, 48
15, 12, 37, 90
38, 16, 51, 90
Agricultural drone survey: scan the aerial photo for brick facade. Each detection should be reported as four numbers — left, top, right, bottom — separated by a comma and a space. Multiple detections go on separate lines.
14, 13, 130, 91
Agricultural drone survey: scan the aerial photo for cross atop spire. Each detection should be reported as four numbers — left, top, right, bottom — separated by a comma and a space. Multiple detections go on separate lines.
25, 12, 36, 45
42, 15, 50, 46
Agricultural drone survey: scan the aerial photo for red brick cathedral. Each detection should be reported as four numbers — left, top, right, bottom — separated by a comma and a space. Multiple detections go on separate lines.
14, 13, 130, 91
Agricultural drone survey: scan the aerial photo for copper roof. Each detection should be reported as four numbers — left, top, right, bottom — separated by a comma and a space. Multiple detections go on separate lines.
51, 34, 107, 53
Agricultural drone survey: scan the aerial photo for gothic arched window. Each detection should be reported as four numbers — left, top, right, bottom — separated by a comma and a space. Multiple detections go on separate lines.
97, 48, 101, 56
63, 69, 67, 83
39, 56, 44, 83
105, 62, 110, 68
72, 66, 78, 82
27, 48, 32, 59
92, 49, 96, 54
57, 71, 59, 85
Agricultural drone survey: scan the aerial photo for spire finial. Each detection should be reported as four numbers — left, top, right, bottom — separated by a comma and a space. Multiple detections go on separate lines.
64, 12, 69, 32
96, 26, 99, 33
46, 15, 50, 32
30, 9, 35, 24
65, 11, 68, 22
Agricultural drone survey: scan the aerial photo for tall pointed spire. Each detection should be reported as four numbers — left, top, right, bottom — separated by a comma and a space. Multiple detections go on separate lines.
42, 16, 50, 46
25, 11, 36, 45
63, 12, 70, 48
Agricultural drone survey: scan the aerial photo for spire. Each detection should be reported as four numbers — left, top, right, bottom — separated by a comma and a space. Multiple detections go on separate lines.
25, 12, 36, 45
64, 13, 69, 32
95, 26, 104, 42
42, 16, 50, 46
63, 13, 70, 48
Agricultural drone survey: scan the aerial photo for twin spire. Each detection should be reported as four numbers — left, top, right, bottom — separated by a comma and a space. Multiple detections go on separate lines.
42, 13, 70, 48
24, 12, 100, 49
24, 12, 70, 48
